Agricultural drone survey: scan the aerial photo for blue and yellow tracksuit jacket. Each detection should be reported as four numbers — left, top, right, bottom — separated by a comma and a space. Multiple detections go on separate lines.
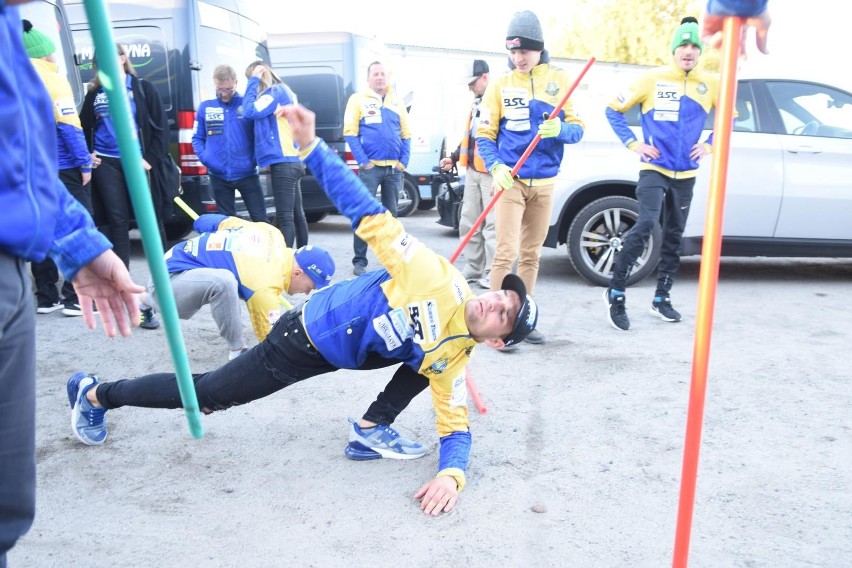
30, 58, 91, 173
606, 63, 719, 178
164, 215, 294, 341
300, 138, 474, 491
192, 93, 257, 180
0, 3, 108, 275
476, 62, 584, 186
343, 88, 411, 169
242, 78, 300, 168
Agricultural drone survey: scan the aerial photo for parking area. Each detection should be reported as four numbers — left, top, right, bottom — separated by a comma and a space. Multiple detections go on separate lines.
17, 208, 852, 567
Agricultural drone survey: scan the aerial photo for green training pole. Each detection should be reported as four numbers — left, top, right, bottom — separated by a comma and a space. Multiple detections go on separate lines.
83, 0, 203, 438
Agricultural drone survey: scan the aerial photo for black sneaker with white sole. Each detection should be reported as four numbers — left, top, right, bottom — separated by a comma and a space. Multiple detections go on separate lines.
603, 288, 629, 331
650, 297, 681, 322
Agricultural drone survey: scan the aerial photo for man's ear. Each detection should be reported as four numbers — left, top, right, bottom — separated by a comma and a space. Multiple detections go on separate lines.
483, 337, 505, 350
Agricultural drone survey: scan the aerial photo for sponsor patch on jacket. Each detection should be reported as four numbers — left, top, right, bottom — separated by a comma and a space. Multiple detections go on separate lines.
423, 300, 440, 343
449, 373, 468, 408
205, 232, 227, 251
362, 101, 382, 124
616, 91, 634, 105
55, 97, 76, 116
430, 358, 448, 374
267, 308, 281, 327
452, 278, 467, 304
654, 81, 681, 120
393, 232, 423, 263
373, 313, 403, 351
696, 82, 708, 95
545, 82, 560, 97
388, 307, 413, 341
253, 93, 275, 112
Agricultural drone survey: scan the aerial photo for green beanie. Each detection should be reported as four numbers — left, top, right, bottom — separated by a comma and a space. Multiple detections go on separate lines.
670, 16, 703, 53
22, 19, 56, 59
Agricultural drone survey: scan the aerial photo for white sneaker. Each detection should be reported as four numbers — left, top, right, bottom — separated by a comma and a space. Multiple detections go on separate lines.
475, 276, 491, 289
228, 347, 248, 361
37, 301, 63, 314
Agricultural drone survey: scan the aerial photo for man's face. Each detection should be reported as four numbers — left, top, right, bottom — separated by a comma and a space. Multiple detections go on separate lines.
368, 64, 387, 95
468, 74, 488, 97
509, 49, 541, 73
674, 43, 701, 72
215, 79, 237, 103
464, 289, 521, 344
287, 271, 316, 295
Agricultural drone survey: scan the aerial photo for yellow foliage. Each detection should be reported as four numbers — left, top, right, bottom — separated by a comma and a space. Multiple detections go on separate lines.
545, 0, 719, 71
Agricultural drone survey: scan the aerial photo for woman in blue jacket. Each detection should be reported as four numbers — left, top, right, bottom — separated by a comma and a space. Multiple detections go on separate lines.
242, 61, 308, 248
79, 43, 170, 268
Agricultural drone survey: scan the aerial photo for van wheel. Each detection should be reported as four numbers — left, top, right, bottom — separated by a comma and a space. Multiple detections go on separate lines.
164, 218, 193, 242
566, 196, 661, 287
396, 175, 420, 217
305, 211, 328, 224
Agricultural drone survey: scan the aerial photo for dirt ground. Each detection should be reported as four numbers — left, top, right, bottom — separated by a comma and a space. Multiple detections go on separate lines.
11, 210, 852, 567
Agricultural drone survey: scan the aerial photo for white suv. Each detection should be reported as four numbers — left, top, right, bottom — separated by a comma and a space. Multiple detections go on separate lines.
544, 76, 852, 286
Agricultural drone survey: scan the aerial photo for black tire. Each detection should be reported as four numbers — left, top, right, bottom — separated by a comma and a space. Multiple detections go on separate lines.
396, 175, 420, 217
164, 218, 193, 241
566, 196, 661, 287
305, 211, 328, 224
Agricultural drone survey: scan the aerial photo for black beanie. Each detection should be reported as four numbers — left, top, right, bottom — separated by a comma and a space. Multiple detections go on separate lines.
505, 10, 544, 52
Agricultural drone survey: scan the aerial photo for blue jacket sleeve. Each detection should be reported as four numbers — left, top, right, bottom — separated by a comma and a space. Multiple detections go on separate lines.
49, 182, 111, 281
706, 0, 768, 17
193, 214, 227, 234
475, 136, 500, 172
57, 122, 92, 171
438, 431, 472, 474
556, 121, 584, 144
344, 134, 369, 167
399, 137, 411, 168
606, 107, 639, 147
191, 104, 206, 159
302, 139, 384, 230
242, 78, 292, 119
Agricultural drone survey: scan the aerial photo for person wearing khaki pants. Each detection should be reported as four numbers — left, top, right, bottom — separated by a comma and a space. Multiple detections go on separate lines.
476, 10, 584, 347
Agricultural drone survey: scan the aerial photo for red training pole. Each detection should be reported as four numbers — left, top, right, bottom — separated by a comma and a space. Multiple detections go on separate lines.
449, 56, 596, 264
672, 16, 743, 568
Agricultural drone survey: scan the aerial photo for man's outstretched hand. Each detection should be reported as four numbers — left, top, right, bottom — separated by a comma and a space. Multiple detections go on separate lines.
414, 476, 459, 516
276, 104, 316, 150
72, 249, 144, 337
701, 9, 771, 58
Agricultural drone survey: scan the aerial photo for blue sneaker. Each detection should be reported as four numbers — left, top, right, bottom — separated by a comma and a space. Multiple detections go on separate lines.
67, 372, 107, 446
344, 418, 427, 461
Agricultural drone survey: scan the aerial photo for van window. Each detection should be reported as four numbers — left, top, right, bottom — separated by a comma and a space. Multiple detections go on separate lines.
73, 26, 174, 114
280, 69, 344, 130
18, 0, 82, 108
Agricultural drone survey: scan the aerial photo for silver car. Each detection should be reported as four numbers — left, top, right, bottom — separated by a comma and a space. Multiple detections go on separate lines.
544, 76, 852, 286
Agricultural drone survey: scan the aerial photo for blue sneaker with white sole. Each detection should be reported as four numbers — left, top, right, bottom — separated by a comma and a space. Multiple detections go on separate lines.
344, 418, 426, 461
67, 372, 107, 445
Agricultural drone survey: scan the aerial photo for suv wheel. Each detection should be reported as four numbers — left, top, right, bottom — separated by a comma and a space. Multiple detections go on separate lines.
566, 196, 661, 287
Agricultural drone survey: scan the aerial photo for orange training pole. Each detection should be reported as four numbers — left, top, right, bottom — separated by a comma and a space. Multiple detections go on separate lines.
672, 16, 743, 568
449, 56, 596, 264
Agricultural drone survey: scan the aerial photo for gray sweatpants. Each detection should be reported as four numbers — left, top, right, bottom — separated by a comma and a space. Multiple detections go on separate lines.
147, 268, 245, 350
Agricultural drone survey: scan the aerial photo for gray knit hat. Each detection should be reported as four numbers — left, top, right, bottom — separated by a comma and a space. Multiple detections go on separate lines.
506, 10, 544, 51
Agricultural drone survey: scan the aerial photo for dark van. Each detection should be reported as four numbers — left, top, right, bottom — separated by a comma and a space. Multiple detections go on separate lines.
65, 0, 271, 239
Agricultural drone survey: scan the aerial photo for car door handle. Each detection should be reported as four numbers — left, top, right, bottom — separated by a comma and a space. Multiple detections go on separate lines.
786, 146, 823, 154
